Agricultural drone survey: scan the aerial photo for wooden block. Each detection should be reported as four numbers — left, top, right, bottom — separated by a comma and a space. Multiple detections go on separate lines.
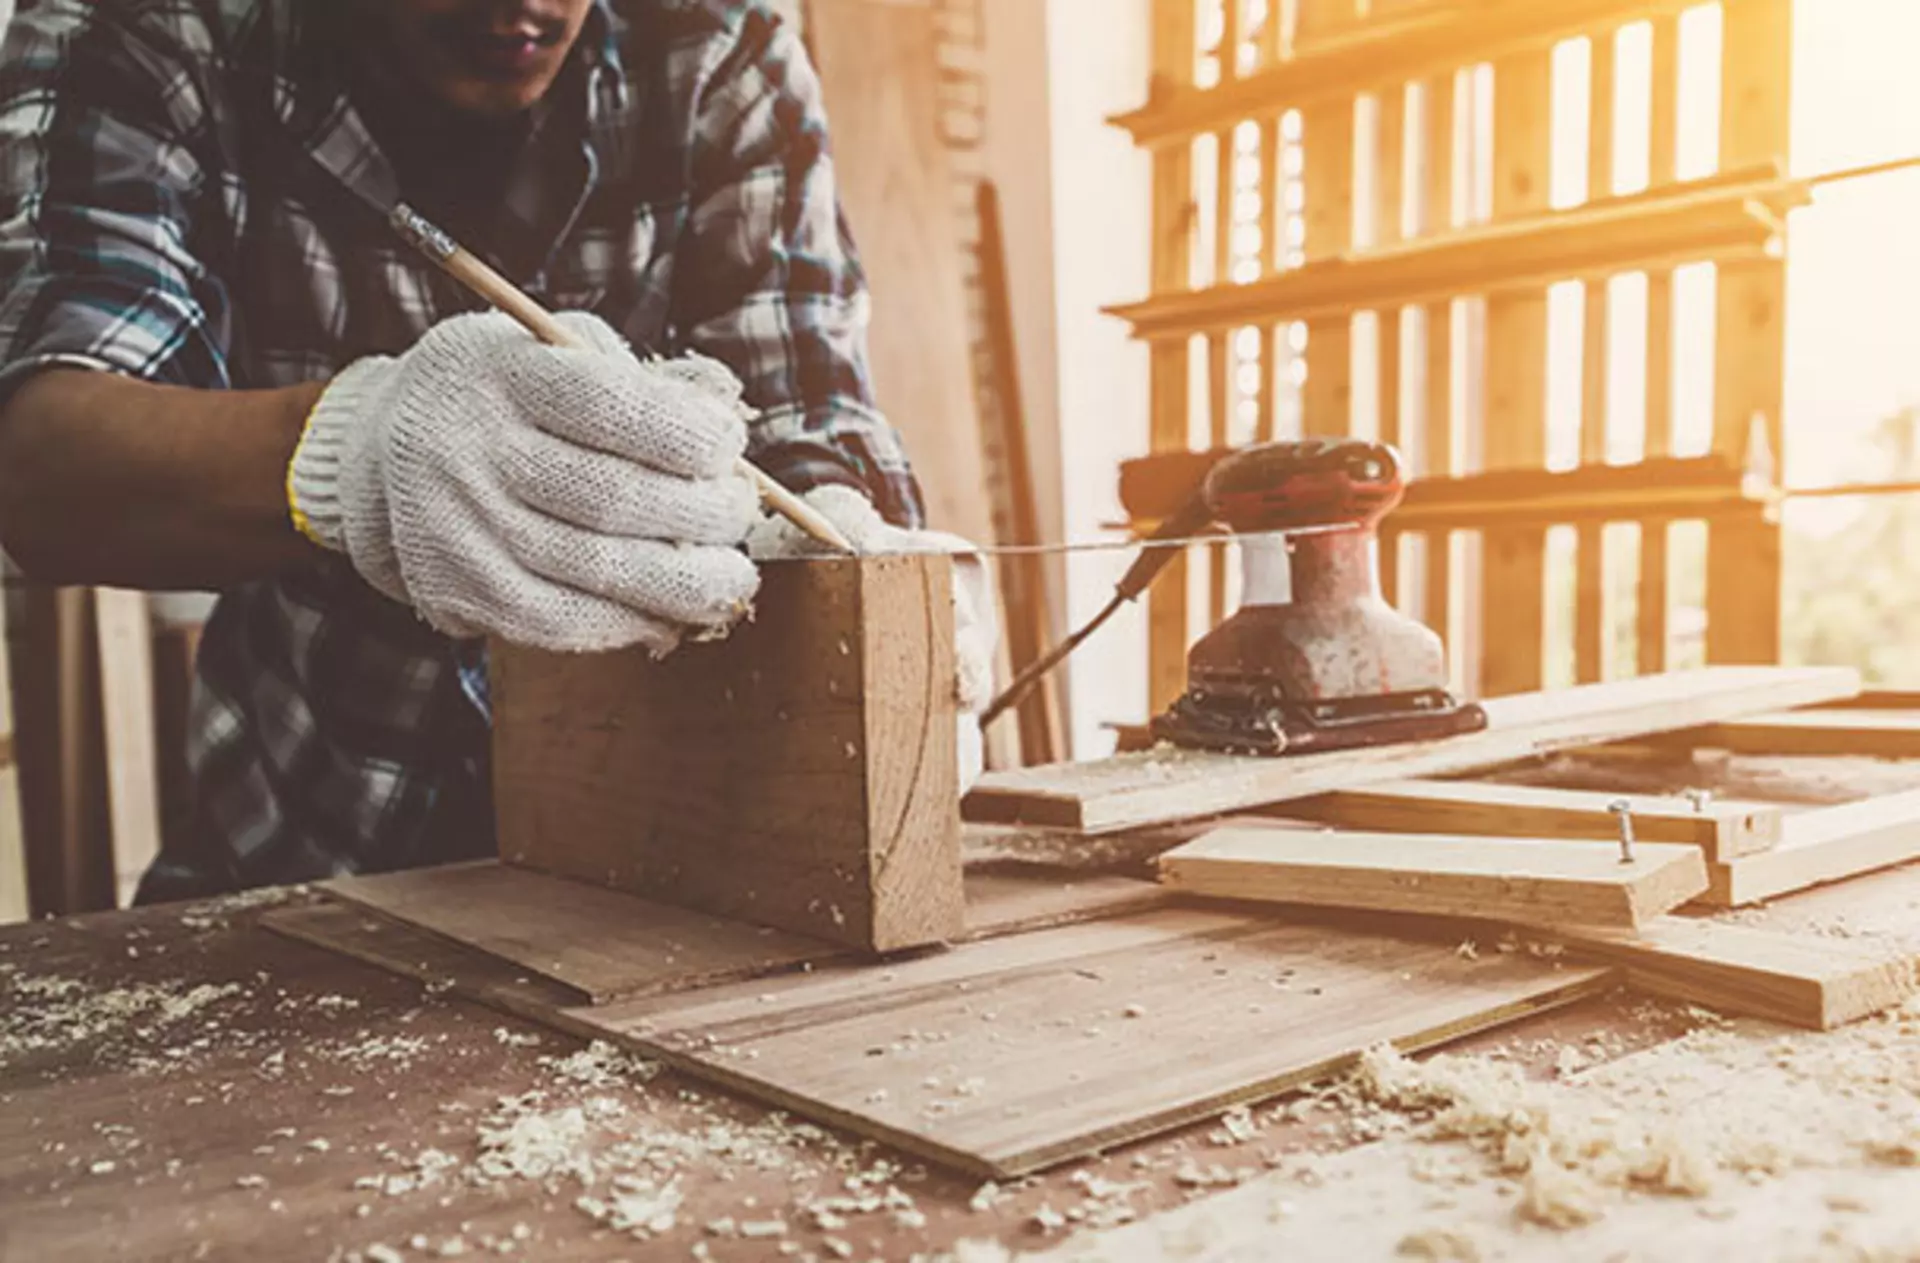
567, 906, 1609, 1176
1551, 919, 1919, 1030
492, 555, 963, 954
1159, 827, 1707, 930
1703, 788, 1920, 908
1664, 709, 1920, 759
964, 666, 1860, 834
1278, 779, 1782, 863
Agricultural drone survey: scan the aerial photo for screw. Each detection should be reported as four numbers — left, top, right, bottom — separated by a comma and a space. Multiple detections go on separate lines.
1682, 788, 1715, 815
1607, 799, 1637, 865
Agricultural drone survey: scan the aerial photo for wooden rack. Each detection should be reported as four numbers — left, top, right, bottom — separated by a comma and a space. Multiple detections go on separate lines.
1122, 0, 1793, 713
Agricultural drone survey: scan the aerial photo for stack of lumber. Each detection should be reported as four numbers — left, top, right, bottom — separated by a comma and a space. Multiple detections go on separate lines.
269, 665, 1920, 1181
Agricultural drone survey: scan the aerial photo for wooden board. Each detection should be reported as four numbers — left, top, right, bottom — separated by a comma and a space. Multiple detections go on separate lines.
964, 667, 1860, 834
1705, 787, 1920, 908
563, 905, 1609, 1176
1277, 778, 1781, 862
1158, 827, 1707, 930
1664, 709, 1920, 759
1550, 918, 1919, 1031
492, 555, 963, 954
93, 588, 162, 908
324, 861, 1169, 1006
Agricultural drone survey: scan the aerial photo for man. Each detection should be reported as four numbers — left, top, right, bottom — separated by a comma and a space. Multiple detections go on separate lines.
0, 0, 992, 902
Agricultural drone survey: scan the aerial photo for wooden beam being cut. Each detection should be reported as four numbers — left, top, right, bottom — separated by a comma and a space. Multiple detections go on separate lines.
966, 667, 1861, 835
1703, 787, 1920, 908
1278, 779, 1781, 863
1159, 826, 1708, 930
1550, 919, 1919, 1031
491, 555, 964, 954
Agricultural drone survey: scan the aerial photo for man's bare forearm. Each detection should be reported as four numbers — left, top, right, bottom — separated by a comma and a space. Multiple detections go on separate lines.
0, 369, 327, 589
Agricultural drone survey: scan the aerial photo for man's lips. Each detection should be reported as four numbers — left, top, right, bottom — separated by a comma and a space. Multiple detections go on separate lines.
452, 29, 560, 78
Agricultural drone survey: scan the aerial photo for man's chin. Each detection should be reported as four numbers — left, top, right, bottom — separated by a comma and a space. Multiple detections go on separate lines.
427, 70, 559, 118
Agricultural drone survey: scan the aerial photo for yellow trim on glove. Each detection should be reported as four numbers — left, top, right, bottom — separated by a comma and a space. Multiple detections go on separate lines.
286, 395, 327, 546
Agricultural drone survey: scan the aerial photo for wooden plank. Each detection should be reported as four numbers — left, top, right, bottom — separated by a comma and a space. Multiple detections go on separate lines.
567, 905, 1609, 1177
324, 860, 1167, 1006
1550, 918, 1919, 1030
1663, 709, 1920, 759
1705, 788, 1920, 908
492, 555, 962, 954
93, 588, 161, 907
963, 666, 1861, 833
1574, 31, 1616, 684
1159, 826, 1707, 929
808, 0, 991, 548
0, 575, 24, 925
1278, 778, 1781, 862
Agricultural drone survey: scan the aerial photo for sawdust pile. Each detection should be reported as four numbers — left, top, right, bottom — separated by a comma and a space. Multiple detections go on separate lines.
1334, 995, 1920, 1233
0, 970, 246, 1065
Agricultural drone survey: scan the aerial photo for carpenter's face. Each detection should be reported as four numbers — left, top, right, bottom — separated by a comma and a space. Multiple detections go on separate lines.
375, 1, 599, 116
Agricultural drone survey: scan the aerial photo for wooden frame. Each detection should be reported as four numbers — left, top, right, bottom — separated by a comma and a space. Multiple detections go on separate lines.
1120, 0, 1797, 717
492, 555, 965, 954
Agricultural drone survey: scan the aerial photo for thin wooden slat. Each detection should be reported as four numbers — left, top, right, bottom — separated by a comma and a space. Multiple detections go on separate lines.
1208, 332, 1232, 627
964, 666, 1861, 834
1704, 788, 1920, 909
1635, 15, 1679, 677
1113, 0, 1716, 150
1301, 98, 1354, 436
1219, 0, 1242, 80
1664, 709, 1920, 759
93, 589, 161, 908
1375, 85, 1407, 603
1479, 50, 1553, 698
1147, 0, 1199, 718
1420, 72, 1455, 644
1108, 173, 1797, 339
1160, 825, 1708, 930
1277, 778, 1781, 863
567, 905, 1608, 1177
1705, 0, 1791, 667
1549, 919, 1920, 1030
1573, 32, 1615, 686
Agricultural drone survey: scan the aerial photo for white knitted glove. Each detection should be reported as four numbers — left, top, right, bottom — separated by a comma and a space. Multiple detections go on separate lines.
747, 485, 1001, 790
289, 311, 761, 654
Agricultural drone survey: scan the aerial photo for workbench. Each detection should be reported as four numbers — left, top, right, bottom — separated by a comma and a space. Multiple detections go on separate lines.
6, 751, 1920, 1261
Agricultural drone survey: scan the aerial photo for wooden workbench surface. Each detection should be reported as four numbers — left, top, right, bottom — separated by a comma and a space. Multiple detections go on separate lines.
2, 888, 1692, 1263
7, 752, 1920, 1261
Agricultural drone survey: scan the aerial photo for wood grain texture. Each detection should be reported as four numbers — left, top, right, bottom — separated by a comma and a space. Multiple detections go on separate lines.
565, 905, 1608, 1176
1550, 918, 1919, 1031
1704, 787, 1920, 908
1663, 710, 1920, 759
1277, 778, 1782, 862
323, 861, 1167, 1006
964, 667, 1860, 834
1159, 826, 1707, 930
493, 555, 963, 953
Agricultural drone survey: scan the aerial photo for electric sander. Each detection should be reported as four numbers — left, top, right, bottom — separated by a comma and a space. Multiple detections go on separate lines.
983, 438, 1487, 757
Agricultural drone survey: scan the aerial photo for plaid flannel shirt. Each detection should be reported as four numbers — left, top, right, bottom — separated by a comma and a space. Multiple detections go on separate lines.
0, 0, 926, 901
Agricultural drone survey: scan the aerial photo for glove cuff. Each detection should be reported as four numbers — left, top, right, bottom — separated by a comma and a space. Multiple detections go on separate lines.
289, 358, 389, 551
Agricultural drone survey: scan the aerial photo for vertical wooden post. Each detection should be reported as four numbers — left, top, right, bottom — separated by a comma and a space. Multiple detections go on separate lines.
0, 581, 25, 925
1479, 52, 1552, 697
1375, 85, 1406, 605
1300, 92, 1353, 437
1420, 72, 1455, 655
1574, 30, 1616, 685
1147, 0, 1198, 716
1706, 0, 1790, 666
1637, 13, 1680, 676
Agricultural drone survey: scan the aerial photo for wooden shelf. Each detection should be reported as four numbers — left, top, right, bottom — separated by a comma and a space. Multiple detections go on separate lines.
1113, 0, 1720, 151
1118, 450, 1776, 535
1106, 171, 1805, 341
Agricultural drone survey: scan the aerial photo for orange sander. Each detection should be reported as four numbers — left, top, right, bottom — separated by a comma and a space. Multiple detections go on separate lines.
983, 439, 1486, 757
